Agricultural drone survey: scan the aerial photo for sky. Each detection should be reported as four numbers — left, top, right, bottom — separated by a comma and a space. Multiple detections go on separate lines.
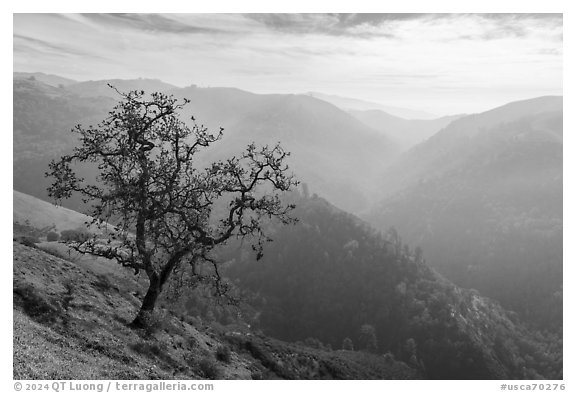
13, 13, 563, 116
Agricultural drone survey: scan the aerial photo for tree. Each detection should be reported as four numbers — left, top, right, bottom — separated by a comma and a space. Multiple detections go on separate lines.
47, 87, 298, 328
414, 246, 424, 264
46, 231, 60, 242
60, 228, 90, 243
342, 337, 354, 351
359, 324, 378, 353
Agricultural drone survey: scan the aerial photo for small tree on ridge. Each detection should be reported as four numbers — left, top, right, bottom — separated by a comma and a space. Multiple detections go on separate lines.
46, 87, 298, 328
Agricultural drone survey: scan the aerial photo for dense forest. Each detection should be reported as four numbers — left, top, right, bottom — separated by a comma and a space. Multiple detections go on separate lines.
365, 102, 563, 333
220, 192, 562, 379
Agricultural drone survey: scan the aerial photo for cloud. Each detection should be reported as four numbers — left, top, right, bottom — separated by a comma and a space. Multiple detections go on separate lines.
244, 13, 400, 37
481, 13, 562, 22
13, 13, 563, 115
538, 48, 562, 56
14, 34, 108, 60
454, 14, 562, 41
244, 13, 563, 43
79, 13, 229, 35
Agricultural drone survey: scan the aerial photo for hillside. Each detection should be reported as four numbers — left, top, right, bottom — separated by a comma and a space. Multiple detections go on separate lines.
66, 78, 177, 98
12, 190, 420, 379
12, 73, 563, 379
14, 72, 77, 87
223, 193, 562, 379
13, 189, 562, 379
171, 88, 397, 212
14, 190, 94, 233
349, 109, 464, 150
364, 97, 563, 331
13, 75, 397, 214
13, 78, 116, 209
13, 237, 419, 379
306, 92, 437, 120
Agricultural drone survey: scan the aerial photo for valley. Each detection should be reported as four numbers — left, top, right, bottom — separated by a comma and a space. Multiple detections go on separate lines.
12, 72, 563, 380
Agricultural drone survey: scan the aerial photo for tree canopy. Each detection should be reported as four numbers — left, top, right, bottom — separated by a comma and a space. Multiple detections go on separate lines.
47, 87, 298, 327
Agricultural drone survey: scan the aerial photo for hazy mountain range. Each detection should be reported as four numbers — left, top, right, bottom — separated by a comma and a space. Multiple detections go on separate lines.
349, 109, 465, 150
364, 96, 562, 331
306, 92, 438, 120
14, 74, 399, 213
12, 72, 563, 379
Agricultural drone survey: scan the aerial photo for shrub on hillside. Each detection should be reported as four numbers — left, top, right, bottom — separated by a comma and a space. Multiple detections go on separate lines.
216, 345, 232, 363
17, 236, 40, 248
60, 229, 91, 243
13, 283, 62, 324
342, 337, 354, 351
199, 357, 222, 379
46, 232, 59, 242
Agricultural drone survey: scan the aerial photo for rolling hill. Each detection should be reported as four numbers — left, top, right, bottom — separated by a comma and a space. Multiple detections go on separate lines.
13, 190, 422, 380
13, 78, 116, 210
364, 96, 563, 331
14, 240, 423, 380
306, 92, 437, 120
12, 72, 563, 379
349, 109, 464, 150
14, 72, 77, 87
169, 87, 397, 212
13, 190, 562, 379
66, 78, 177, 98
14, 75, 398, 214
222, 192, 562, 379
14, 190, 93, 232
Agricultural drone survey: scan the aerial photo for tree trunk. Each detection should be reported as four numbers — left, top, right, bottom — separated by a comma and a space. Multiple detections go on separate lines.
130, 273, 162, 329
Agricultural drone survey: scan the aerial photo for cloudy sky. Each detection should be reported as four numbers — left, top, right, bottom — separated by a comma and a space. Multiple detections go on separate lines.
13, 13, 562, 116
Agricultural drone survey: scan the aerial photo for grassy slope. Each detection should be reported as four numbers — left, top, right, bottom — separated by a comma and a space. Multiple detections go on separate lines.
13, 241, 237, 379
13, 241, 420, 380
13, 188, 421, 380
14, 190, 94, 233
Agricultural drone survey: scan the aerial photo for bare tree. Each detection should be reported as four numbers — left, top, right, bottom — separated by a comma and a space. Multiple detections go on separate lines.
47, 87, 298, 328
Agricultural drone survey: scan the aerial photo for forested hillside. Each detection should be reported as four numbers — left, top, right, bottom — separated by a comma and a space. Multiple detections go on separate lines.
349, 109, 463, 150
13, 76, 396, 214
223, 193, 562, 379
365, 97, 563, 332
13, 78, 114, 208
13, 189, 562, 380
12, 73, 563, 380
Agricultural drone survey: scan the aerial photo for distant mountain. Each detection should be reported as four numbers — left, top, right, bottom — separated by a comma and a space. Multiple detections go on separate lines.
13, 78, 116, 209
224, 192, 562, 379
66, 78, 177, 98
306, 92, 437, 120
14, 75, 398, 214
349, 109, 464, 150
167, 87, 398, 212
12, 72, 564, 380
364, 96, 563, 331
12, 72, 177, 97
14, 72, 77, 87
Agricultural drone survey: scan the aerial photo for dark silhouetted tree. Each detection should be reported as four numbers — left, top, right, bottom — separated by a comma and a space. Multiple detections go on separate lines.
46, 87, 298, 328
